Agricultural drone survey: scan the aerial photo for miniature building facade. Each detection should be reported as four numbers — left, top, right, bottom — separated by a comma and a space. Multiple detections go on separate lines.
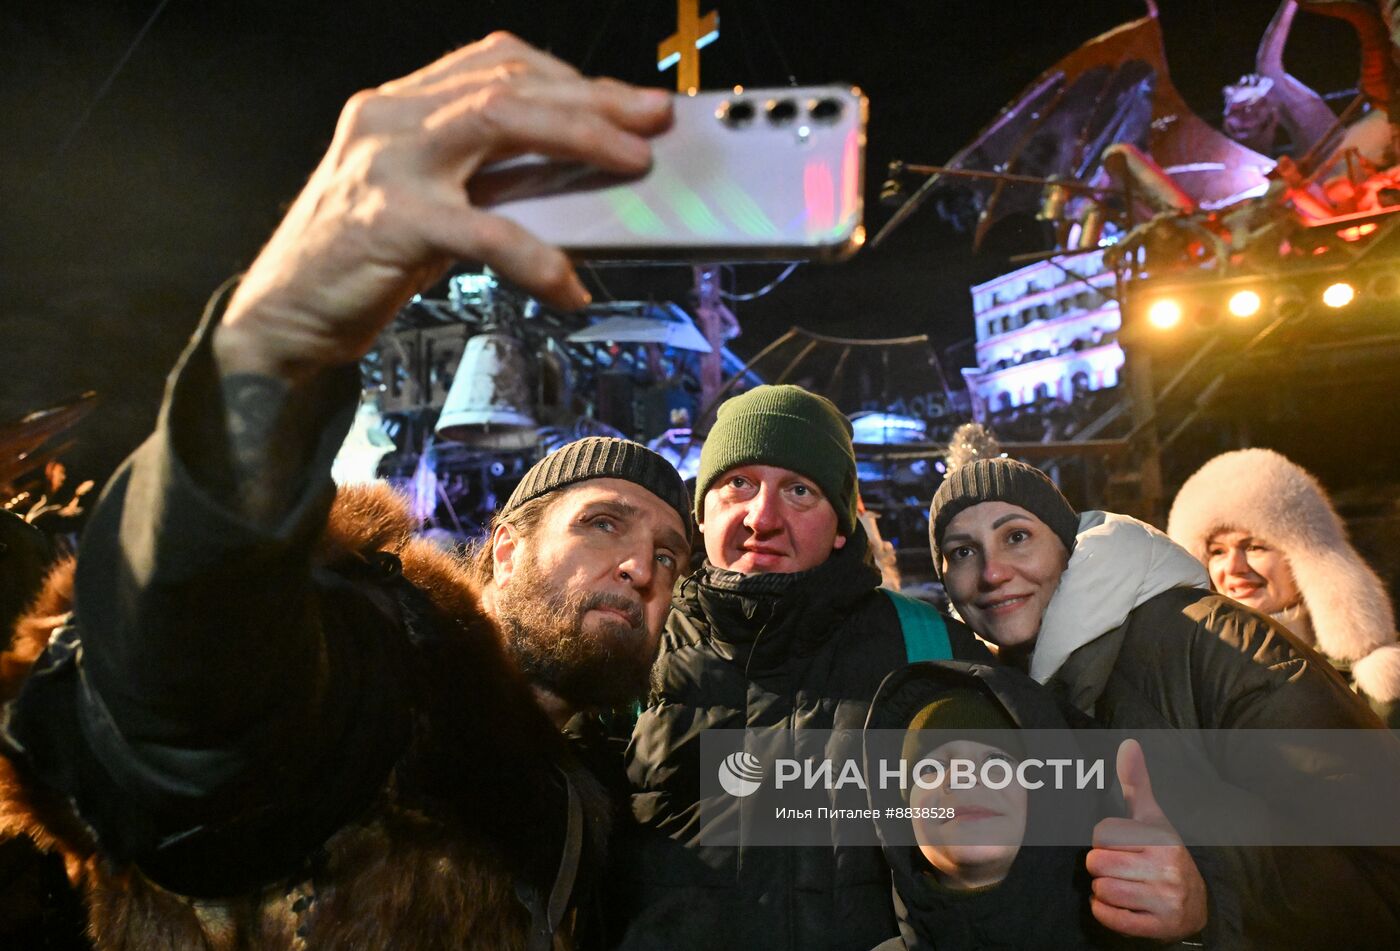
961, 248, 1124, 417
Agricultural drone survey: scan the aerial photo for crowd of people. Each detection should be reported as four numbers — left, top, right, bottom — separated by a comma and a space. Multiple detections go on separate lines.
2, 33, 1400, 950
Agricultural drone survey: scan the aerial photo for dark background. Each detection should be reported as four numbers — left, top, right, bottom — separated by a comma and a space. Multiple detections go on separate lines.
1, 0, 1361, 489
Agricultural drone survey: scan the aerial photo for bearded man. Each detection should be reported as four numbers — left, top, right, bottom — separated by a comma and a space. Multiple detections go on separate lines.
0, 32, 688, 951
475, 441, 690, 723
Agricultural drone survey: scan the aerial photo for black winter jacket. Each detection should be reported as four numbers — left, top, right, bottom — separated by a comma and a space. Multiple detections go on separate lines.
620, 534, 993, 951
1048, 586, 1400, 949
0, 303, 602, 950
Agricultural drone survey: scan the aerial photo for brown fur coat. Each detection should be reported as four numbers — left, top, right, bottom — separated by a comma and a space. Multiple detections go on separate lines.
0, 484, 607, 951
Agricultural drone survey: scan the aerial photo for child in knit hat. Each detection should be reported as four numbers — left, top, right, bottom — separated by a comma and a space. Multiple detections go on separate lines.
867, 661, 1110, 951
902, 688, 1029, 892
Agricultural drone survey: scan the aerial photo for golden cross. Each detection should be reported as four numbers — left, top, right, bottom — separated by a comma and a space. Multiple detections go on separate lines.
657, 0, 719, 93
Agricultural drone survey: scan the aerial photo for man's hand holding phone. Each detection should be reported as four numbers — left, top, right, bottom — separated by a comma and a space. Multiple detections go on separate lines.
215, 32, 672, 384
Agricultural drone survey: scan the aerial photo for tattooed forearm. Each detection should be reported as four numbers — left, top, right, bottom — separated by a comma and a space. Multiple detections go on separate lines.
219, 372, 314, 526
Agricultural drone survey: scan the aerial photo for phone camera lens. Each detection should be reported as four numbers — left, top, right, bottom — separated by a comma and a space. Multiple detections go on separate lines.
807, 97, 844, 123
766, 98, 798, 125
719, 99, 756, 127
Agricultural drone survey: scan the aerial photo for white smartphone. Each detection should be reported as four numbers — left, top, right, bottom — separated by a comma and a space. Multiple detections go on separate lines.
469, 85, 867, 263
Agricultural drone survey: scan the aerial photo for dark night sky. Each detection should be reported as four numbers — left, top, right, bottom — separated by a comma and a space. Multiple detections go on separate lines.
1, 1, 1360, 487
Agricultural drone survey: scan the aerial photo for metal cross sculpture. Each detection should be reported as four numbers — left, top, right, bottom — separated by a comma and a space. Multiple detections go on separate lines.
657, 0, 719, 93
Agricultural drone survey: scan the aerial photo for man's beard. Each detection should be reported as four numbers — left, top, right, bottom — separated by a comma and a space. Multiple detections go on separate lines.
495, 552, 655, 710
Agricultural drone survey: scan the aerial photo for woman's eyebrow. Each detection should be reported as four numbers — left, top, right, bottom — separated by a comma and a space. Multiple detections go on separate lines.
990, 513, 1033, 529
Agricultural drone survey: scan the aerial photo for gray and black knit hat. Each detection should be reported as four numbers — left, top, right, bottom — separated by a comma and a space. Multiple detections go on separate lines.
928, 458, 1078, 572
502, 437, 691, 539
695, 385, 857, 534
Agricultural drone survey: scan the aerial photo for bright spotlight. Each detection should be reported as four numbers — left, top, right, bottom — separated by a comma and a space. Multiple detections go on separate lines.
1227, 289, 1262, 318
1322, 282, 1356, 308
1147, 299, 1183, 330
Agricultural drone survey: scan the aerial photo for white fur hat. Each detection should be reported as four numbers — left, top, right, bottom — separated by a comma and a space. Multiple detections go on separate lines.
1167, 448, 1400, 702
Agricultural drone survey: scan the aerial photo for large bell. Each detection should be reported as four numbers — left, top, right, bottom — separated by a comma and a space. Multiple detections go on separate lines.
435, 333, 538, 449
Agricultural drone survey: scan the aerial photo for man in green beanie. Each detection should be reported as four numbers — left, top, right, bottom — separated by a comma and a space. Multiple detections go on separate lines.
692, 383, 860, 573
617, 385, 993, 951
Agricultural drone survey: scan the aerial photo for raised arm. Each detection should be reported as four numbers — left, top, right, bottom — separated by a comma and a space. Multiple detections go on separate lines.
217, 32, 670, 521
61, 33, 672, 803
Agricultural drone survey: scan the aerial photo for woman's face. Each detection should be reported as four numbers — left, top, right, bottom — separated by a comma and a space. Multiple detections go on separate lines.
1205, 529, 1301, 615
938, 502, 1070, 649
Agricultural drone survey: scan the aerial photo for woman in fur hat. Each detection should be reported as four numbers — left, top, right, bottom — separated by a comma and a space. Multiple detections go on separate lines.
1168, 448, 1400, 727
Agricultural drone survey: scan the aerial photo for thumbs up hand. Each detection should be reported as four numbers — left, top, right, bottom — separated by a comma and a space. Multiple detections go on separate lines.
1086, 739, 1208, 942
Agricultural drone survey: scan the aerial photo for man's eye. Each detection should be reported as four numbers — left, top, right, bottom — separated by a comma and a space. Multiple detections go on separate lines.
656, 552, 677, 570
729, 476, 749, 489
984, 750, 1017, 766
791, 484, 810, 496
592, 517, 617, 533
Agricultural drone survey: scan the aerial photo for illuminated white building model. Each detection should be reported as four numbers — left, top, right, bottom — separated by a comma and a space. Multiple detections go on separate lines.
961, 248, 1124, 417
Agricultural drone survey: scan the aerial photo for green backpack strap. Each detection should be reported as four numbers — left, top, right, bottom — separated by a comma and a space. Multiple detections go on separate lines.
884, 589, 953, 663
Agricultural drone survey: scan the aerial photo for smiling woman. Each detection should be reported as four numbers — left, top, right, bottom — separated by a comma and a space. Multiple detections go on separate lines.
937, 502, 1070, 659
927, 456, 1400, 948
1169, 448, 1400, 727
1202, 529, 1301, 614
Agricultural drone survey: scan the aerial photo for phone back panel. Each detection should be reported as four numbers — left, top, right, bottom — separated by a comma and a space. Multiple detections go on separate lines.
476, 86, 867, 263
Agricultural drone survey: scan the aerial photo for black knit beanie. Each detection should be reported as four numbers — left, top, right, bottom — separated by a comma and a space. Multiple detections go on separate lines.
695, 385, 857, 534
928, 458, 1078, 574
501, 437, 691, 540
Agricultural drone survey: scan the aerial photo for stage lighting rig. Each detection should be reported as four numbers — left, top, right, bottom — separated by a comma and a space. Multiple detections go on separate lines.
1322, 282, 1356, 308
1226, 290, 1262, 318
1147, 299, 1183, 330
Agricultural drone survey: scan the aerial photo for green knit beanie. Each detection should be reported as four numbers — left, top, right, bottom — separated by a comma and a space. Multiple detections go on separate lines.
901, 689, 1023, 769
696, 385, 857, 534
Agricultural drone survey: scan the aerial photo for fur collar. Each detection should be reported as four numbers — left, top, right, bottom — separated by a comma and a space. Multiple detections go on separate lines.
1, 482, 613, 948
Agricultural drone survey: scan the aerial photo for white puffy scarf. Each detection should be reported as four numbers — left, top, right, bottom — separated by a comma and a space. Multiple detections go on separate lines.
1029, 511, 1209, 684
